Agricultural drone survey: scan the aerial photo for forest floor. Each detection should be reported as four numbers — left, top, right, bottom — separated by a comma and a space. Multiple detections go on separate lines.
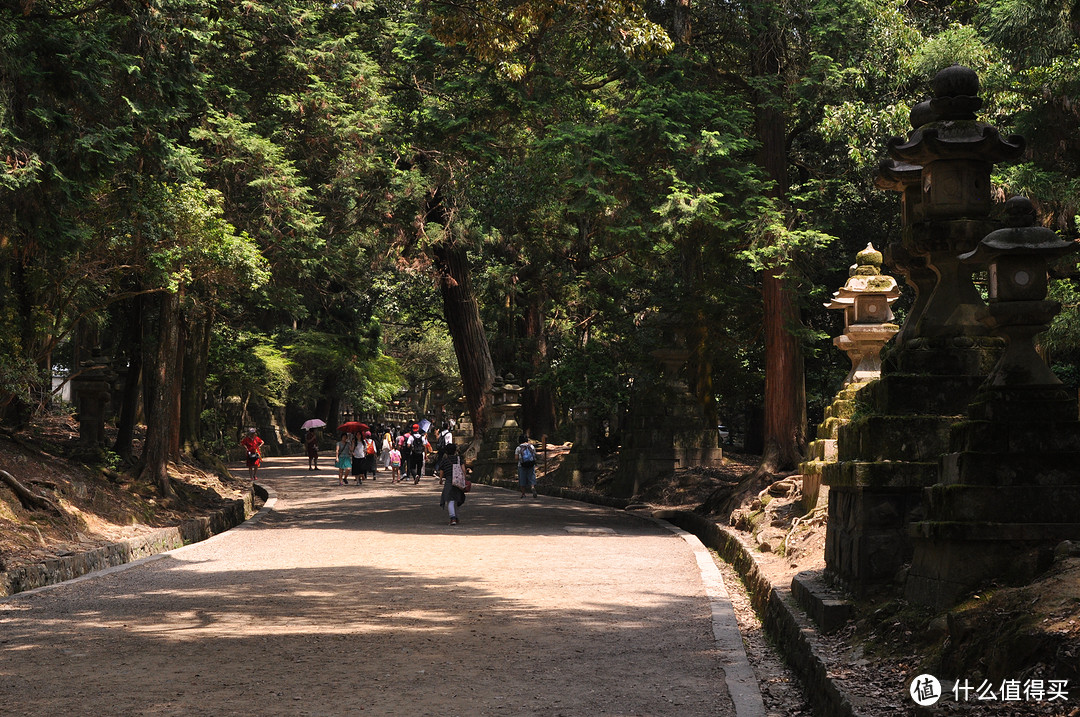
2, 421, 1078, 715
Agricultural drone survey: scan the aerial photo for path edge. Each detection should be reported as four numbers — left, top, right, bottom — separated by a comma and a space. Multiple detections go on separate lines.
653, 508, 866, 717
650, 515, 767, 717
0, 482, 273, 599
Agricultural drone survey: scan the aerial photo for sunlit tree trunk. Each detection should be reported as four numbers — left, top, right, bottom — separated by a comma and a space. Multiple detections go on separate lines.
433, 239, 495, 437
754, 0, 806, 473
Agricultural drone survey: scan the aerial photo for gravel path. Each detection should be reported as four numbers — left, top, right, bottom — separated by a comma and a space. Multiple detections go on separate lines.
1, 456, 748, 716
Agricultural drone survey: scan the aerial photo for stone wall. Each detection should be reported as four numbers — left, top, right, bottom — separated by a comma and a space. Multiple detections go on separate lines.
0, 489, 258, 598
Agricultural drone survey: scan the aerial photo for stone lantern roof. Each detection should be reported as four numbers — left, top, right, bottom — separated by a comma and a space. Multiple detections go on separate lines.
825, 243, 900, 326
888, 65, 1024, 167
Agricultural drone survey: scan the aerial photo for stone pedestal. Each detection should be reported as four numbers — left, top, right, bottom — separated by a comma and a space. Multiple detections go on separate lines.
470, 376, 524, 484
613, 316, 723, 499
549, 403, 601, 487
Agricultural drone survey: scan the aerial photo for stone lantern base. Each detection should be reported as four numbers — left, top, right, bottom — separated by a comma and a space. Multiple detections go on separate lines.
612, 383, 723, 499
905, 386, 1080, 608
823, 358, 1000, 593
469, 424, 522, 484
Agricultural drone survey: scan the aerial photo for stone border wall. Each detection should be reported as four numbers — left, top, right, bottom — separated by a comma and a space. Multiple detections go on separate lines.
0, 486, 262, 598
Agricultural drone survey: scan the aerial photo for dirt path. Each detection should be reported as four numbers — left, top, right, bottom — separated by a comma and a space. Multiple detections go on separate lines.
1, 456, 746, 716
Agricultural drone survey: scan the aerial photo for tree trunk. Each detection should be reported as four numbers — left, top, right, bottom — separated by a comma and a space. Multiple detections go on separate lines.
753, 0, 805, 474
523, 293, 556, 439
180, 311, 212, 456
673, 0, 692, 44
432, 239, 495, 438
139, 291, 178, 498
169, 312, 184, 459
113, 297, 143, 460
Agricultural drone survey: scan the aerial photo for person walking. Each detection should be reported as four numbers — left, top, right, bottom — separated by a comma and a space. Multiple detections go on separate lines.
350, 431, 366, 483
434, 423, 453, 466
380, 426, 393, 471
438, 442, 467, 526
515, 434, 537, 498
241, 428, 264, 482
406, 423, 429, 484
304, 428, 319, 471
360, 430, 378, 481
334, 433, 353, 486
389, 444, 402, 483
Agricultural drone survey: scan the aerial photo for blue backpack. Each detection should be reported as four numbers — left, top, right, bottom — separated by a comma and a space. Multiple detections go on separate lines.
520, 442, 536, 466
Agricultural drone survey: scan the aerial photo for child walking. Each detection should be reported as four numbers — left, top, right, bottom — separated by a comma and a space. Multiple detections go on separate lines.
335, 433, 353, 486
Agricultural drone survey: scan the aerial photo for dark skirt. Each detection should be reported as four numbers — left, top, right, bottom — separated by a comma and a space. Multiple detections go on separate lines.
440, 477, 466, 508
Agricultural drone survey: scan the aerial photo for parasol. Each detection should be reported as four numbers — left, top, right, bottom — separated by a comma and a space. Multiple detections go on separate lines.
418, 419, 432, 433
337, 421, 369, 433
301, 418, 327, 430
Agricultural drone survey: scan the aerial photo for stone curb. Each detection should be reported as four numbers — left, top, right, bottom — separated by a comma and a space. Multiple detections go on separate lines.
654, 509, 867, 717
488, 478, 633, 509
650, 515, 768, 717
0, 483, 268, 598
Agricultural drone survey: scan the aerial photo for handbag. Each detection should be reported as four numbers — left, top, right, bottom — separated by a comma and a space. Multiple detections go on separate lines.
451, 458, 467, 490
463, 479, 472, 493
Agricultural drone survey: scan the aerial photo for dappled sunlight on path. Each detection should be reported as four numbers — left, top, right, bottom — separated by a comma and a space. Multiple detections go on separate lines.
0, 456, 736, 716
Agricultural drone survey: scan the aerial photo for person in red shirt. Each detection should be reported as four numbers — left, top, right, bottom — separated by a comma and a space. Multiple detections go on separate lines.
240, 428, 264, 482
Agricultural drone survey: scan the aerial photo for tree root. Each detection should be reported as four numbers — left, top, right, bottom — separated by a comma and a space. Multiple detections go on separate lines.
0, 469, 62, 515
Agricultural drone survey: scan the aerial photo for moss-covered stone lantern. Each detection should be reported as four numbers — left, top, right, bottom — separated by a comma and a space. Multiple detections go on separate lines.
826, 243, 900, 385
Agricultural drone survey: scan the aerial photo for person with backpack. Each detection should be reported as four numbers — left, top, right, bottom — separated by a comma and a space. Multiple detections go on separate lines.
433, 423, 453, 469
406, 423, 429, 484
437, 442, 467, 525
358, 430, 378, 481
515, 434, 537, 498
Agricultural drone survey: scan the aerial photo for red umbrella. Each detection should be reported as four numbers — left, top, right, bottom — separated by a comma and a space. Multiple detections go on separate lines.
337, 421, 368, 434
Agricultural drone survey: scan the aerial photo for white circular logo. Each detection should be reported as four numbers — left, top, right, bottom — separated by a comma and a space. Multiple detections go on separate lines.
910, 674, 942, 706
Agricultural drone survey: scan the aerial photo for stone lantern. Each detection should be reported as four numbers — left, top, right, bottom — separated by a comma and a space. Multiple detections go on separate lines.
826, 243, 900, 386
470, 374, 525, 483
960, 197, 1078, 388
614, 313, 724, 499
70, 347, 116, 454
887, 65, 1024, 345
823, 66, 1025, 593
905, 198, 1080, 608
802, 245, 899, 512
549, 402, 602, 488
